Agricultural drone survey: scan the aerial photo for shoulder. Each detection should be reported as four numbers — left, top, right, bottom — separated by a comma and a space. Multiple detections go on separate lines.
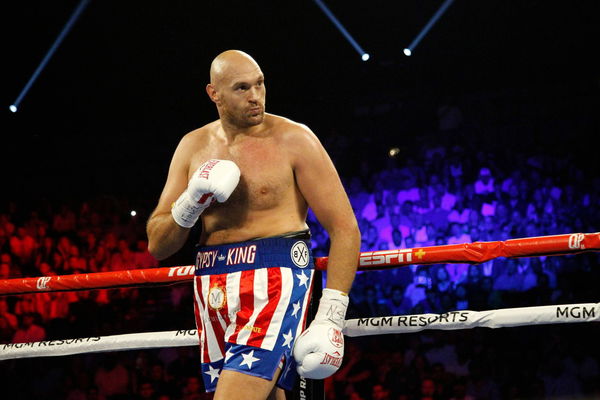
266, 114, 322, 150
175, 120, 219, 154
181, 120, 219, 145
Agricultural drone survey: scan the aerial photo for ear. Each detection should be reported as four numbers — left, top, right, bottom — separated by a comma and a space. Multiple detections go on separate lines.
206, 84, 219, 104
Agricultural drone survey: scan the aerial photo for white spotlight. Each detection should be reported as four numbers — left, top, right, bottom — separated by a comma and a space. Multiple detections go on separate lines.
9, 105, 17, 112
403, 48, 412, 56
130, 210, 137, 217
361, 53, 370, 61
388, 147, 400, 157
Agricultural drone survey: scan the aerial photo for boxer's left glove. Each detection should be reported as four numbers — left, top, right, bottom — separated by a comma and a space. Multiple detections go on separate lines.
293, 288, 349, 379
171, 159, 240, 228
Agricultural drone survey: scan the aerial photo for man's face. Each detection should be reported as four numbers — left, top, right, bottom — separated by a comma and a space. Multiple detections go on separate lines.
216, 67, 266, 128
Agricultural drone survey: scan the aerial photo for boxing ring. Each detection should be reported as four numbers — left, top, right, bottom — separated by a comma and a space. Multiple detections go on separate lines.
1, 232, 599, 399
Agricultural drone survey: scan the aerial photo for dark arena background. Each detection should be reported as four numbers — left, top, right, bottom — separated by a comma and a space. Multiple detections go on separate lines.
1, 1, 599, 399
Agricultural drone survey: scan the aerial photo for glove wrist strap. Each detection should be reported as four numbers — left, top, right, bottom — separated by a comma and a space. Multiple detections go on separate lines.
171, 191, 208, 228
314, 288, 349, 329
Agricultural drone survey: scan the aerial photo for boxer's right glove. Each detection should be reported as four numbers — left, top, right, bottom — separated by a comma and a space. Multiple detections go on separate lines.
293, 288, 349, 379
171, 159, 240, 228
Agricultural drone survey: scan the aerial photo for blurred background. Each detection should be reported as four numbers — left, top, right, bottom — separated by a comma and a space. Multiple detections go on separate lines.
1, 1, 599, 399
3, 0, 599, 199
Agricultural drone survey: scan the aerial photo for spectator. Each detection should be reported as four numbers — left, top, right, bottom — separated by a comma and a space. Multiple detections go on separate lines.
425, 195, 450, 234
136, 381, 156, 400
94, 354, 131, 400
447, 199, 471, 224
432, 265, 454, 294
404, 268, 431, 308
332, 340, 374, 399
371, 383, 392, 400
474, 167, 495, 197
384, 285, 412, 315
12, 312, 46, 343
353, 285, 390, 318
447, 223, 471, 245
493, 259, 523, 292
9, 227, 36, 265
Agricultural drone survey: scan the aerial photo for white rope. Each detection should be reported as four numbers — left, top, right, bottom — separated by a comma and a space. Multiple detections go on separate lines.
0, 330, 199, 360
344, 302, 600, 336
1, 303, 598, 360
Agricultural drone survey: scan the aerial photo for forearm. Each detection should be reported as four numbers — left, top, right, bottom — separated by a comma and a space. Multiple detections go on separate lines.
146, 212, 192, 260
324, 223, 361, 294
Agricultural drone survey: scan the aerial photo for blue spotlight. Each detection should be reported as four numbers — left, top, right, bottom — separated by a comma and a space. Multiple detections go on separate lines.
313, 0, 371, 61
9, 0, 91, 112
404, 0, 454, 56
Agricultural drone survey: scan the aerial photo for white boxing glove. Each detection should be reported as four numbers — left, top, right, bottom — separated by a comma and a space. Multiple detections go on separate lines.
171, 159, 240, 228
293, 288, 349, 379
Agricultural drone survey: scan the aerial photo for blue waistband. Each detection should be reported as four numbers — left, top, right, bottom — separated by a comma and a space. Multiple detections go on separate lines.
194, 236, 314, 276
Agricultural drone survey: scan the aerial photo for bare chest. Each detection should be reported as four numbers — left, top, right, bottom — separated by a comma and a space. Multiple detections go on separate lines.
189, 137, 294, 211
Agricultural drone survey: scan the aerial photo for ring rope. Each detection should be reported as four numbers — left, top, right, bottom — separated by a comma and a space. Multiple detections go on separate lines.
2, 302, 598, 361
1, 232, 598, 295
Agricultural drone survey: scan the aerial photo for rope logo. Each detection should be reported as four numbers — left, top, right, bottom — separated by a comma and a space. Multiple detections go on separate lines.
36, 277, 51, 290
568, 233, 585, 249
291, 241, 309, 268
360, 249, 413, 266
167, 266, 195, 277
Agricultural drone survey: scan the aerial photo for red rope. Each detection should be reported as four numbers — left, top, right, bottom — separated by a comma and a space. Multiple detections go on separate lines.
1, 232, 598, 296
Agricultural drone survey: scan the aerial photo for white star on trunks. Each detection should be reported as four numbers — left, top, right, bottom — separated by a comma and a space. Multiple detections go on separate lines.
296, 271, 309, 288
282, 329, 294, 348
225, 348, 234, 363
240, 350, 260, 369
204, 365, 220, 383
291, 301, 301, 318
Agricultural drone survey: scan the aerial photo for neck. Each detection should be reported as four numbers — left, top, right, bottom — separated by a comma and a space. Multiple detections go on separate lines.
219, 113, 266, 140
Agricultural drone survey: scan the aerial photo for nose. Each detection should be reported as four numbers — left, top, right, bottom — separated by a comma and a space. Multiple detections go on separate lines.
248, 86, 261, 103
248, 88, 257, 102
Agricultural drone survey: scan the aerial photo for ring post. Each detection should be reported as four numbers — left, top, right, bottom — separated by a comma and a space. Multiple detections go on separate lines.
292, 268, 325, 400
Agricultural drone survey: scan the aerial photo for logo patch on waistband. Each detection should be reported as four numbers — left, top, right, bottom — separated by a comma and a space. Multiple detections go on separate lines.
208, 284, 227, 310
291, 241, 309, 268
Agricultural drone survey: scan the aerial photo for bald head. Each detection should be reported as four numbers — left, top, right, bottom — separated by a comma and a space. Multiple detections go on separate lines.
206, 50, 266, 128
210, 50, 261, 88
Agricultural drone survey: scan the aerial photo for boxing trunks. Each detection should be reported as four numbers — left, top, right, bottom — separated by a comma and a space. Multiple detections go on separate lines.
193, 231, 314, 392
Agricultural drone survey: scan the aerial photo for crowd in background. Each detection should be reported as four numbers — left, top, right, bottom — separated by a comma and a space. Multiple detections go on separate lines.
1, 98, 599, 399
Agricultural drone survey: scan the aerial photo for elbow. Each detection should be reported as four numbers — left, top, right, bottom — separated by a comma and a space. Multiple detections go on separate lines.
329, 219, 361, 247
147, 241, 160, 260
147, 240, 170, 261
344, 218, 362, 245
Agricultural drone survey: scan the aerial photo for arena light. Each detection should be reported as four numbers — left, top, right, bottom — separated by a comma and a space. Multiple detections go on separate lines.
8, 0, 91, 112
130, 210, 137, 217
313, 0, 371, 61
404, 0, 454, 56
388, 147, 400, 157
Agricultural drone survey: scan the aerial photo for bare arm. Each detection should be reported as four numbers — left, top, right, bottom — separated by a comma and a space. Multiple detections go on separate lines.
291, 126, 361, 293
147, 135, 194, 260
